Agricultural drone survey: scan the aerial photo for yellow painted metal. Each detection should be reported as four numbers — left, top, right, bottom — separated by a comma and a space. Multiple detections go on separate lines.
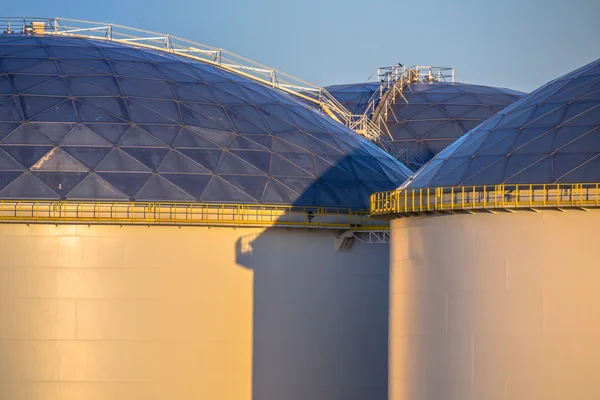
0, 200, 388, 230
370, 183, 600, 216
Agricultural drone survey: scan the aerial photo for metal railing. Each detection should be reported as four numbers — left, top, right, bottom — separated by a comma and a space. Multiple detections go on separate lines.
370, 183, 600, 216
355, 65, 455, 153
0, 200, 388, 230
0, 16, 387, 144
0, 17, 459, 161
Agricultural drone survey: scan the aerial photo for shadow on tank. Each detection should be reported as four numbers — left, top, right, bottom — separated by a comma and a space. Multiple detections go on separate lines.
234, 150, 400, 400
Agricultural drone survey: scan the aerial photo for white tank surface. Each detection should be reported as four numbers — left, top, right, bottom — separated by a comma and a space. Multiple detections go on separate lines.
389, 210, 600, 400
372, 57, 600, 400
0, 17, 413, 400
0, 223, 390, 400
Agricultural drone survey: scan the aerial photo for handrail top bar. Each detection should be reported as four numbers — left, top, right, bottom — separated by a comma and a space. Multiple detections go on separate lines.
0, 17, 457, 152
0, 16, 327, 107
0, 199, 370, 213
0, 199, 387, 230
370, 183, 600, 217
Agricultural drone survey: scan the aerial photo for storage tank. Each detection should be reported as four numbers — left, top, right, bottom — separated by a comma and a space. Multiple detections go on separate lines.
0, 18, 412, 400
326, 71, 524, 170
371, 58, 600, 400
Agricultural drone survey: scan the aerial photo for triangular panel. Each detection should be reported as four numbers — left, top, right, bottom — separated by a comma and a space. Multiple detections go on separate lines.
60, 124, 113, 146
67, 173, 129, 200
0, 148, 24, 170
173, 128, 220, 149
32, 172, 88, 199
270, 154, 313, 177
95, 149, 152, 172
0, 172, 59, 199
139, 125, 180, 146
201, 176, 257, 203
86, 124, 129, 144
97, 172, 152, 197
188, 126, 235, 147
217, 151, 267, 175
161, 174, 212, 201
121, 148, 169, 171
2, 146, 53, 168
135, 175, 195, 201
119, 126, 168, 147
178, 149, 223, 172
158, 150, 211, 174
261, 179, 302, 204
221, 175, 268, 201
30, 147, 89, 172
2, 124, 53, 145
61, 147, 113, 169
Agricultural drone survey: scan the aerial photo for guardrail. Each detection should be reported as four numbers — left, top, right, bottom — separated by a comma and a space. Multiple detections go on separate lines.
0, 17, 363, 139
370, 183, 600, 216
363, 65, 455, 157
0, 17, 457, 154
0, 201, 388, 230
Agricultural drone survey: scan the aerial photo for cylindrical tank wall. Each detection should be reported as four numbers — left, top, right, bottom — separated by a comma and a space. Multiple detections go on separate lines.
389, 210, 600, 400
0, 224, 389, 400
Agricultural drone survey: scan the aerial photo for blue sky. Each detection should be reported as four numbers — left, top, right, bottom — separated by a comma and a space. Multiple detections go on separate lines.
3, 0, 599, 93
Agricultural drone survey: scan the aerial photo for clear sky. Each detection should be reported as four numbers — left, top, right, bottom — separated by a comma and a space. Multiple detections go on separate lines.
3, 0, 599, 93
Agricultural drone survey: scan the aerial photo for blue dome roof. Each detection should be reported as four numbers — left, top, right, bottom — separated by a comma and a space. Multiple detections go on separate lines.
378, 82, 524, 169
0, 35, 411, 209
324, 82, 380, 115
323, 80, 524, 170
406, 58, 600, 189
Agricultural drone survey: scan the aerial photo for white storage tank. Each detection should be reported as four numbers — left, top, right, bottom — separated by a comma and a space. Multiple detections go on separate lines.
371, 58, 600, 400
0, 18, 412, 400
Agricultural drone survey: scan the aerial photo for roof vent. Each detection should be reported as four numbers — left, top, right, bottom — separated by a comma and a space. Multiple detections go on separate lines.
20, 22, 45, 35
32, 21, 45, 34
3, 22, 14, 34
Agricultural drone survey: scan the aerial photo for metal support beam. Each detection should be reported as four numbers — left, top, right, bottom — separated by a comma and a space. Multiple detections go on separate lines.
335, 230, 390, 251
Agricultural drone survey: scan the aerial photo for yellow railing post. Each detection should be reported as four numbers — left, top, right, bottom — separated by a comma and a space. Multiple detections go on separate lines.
529, 184, 533, 208
543, 185, 546, 207
483, 186, 487, 208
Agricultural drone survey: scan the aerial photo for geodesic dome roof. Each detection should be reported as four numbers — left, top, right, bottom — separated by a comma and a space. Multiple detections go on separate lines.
383, 82, 524, 168
0, 34, 411, 209
324, 82, 380, 115
406, 58, 600, 189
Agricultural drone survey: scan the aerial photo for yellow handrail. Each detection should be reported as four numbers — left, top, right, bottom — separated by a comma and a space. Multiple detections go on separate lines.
0, 200, 388, 230
371, 183, 600, 216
